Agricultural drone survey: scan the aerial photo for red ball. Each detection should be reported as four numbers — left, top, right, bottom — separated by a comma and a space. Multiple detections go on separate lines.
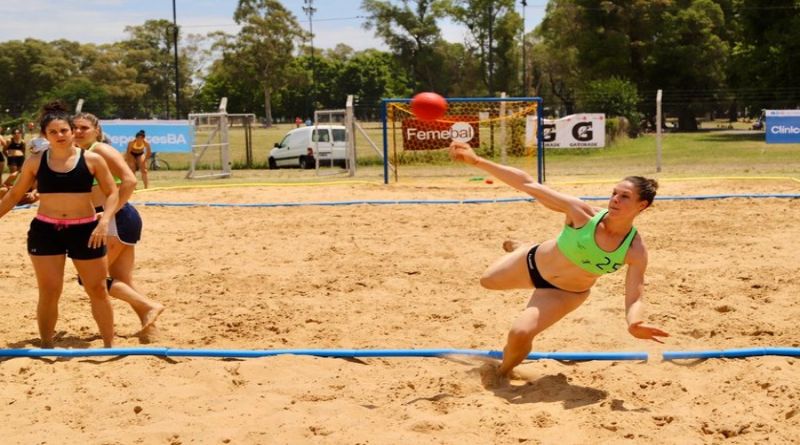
410, 92, 447, 121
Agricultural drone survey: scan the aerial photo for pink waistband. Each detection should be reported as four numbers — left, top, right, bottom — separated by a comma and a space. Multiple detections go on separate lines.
35, 214, 97, 226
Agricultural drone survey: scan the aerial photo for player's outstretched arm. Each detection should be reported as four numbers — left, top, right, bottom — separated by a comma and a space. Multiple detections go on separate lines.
449, 141, 591, 217
624, 239, 669, 343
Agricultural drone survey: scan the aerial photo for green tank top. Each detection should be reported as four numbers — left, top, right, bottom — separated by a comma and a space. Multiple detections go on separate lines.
87, 142, 123, 186
556, 209, 637, 275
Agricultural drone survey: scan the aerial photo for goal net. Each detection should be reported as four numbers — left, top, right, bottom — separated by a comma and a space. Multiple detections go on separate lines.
381, 97, 544, 183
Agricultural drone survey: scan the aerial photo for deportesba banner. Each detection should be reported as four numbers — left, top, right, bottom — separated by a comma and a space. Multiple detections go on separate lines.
401, 116, 480, 150
100, 120, 195, 153
765, 110, 800, 144
542, 114, 606, 148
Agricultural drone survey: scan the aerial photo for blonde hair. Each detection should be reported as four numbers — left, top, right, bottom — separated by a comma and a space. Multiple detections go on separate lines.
72, 112, 104, 142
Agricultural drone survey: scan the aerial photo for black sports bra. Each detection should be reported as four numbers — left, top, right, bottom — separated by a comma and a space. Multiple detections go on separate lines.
36, 149, 94, 194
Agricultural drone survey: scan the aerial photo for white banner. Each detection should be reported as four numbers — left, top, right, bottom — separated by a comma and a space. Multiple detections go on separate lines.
542, 114, 606, 148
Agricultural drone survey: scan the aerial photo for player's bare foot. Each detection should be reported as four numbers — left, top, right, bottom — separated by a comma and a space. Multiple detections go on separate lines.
479, 362, 510, 389
136, 324, 160, 344
502, 240, 520, 252
134, 304, 165, 336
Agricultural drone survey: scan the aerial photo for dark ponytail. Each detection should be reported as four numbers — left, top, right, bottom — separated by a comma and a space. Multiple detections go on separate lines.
39, 101, 73, 134
624, 176, 659, 208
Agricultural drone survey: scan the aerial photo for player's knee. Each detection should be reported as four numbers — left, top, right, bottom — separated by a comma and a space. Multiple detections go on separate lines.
507, 326, 537, 346
38, 284, 63, 301
82, 280, 110, 299
479, 272, 503, 290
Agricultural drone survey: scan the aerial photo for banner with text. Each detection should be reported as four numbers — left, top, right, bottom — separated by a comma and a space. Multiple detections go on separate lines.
100, 120, 194, 153
542, 114, 606, 148
401, 116, 480, 151
765, 110, 800, 144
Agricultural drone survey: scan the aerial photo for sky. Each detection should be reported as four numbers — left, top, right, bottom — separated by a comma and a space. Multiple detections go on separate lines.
0, 0, 547, 51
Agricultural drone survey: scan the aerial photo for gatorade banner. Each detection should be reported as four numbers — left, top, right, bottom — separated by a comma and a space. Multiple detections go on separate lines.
100, 120, 194, 153
401, 116, 479, 150
765, 110, 800, 144
542, 114, 606, 148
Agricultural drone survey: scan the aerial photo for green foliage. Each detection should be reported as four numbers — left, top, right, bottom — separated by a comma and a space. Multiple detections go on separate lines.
581, 77, 641, 136
0, 0, 798, 132
362, 0, 449, 91
447, 0, 522, 95
120, 20, 186, 118
229, 0, 305, 125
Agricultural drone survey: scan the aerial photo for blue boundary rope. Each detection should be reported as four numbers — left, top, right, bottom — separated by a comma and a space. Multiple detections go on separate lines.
133, 194, 800, 209
0, 348, 646, 360
662, 347, 800, 360
2, 347, 799, 360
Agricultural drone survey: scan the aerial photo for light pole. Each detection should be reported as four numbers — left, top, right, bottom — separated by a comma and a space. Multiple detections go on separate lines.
172, 0, 181, 118
303, 0, 317, 117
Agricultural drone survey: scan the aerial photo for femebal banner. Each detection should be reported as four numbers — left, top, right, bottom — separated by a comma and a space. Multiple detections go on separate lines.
401, 116, 480, 150
100, 120, 194, 153
765, 110, 800, 144
542, 114, 606, 148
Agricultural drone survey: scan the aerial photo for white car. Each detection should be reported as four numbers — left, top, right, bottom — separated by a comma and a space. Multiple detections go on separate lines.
268, 125, 348, 169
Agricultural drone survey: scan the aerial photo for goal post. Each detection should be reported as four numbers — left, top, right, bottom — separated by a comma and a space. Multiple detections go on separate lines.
312, 102, 357, 178
186, 98, 232, 179
380, 96, 544, 184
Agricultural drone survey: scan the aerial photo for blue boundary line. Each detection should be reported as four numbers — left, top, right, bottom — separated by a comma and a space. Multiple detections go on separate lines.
132, 194, 800, 208
0, 347, 646, 360
662, 347, 800, 360
1, 347, 798, 360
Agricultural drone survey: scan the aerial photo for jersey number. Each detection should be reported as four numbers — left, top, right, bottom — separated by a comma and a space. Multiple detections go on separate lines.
595, 256, 622, 272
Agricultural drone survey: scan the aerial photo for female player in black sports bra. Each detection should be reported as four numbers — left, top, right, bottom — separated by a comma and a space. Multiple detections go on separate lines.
0, 102, 120, 348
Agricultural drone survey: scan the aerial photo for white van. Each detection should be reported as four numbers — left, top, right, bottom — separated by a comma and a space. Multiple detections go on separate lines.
268, 125, 348, 169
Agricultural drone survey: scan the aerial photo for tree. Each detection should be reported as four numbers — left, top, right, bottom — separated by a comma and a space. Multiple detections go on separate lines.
446, 0, 522, 96
0, 39, 73, 116
728, 0, 800, 115
533, 1, 583, 114
121, 20, 182, 118
337, 49, 412, 113
644, 0, 729, 130
580, 76, 641, 134
79, 43, 148, 118
231, 0, 305, 126
362, 0, 449, 91
536, 0, 731, 129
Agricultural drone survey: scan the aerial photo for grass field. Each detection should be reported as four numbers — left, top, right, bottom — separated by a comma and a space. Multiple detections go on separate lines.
149, 121, 798, 186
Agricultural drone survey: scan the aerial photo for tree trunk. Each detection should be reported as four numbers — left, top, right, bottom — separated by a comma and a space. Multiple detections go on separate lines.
678, 108, 698, 131
263, 86, 273, 128
728, 101, 738, 122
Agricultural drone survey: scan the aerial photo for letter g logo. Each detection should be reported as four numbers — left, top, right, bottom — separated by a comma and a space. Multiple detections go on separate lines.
572, 122, 593, 141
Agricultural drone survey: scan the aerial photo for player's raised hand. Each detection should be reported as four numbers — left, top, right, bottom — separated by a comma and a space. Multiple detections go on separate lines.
449, 141, 479, 165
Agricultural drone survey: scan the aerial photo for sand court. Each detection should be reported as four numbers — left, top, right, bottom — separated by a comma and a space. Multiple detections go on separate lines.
0, 178, 797, 444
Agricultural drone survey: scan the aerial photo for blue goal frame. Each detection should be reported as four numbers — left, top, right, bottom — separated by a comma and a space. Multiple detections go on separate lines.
380, 96, 545, 184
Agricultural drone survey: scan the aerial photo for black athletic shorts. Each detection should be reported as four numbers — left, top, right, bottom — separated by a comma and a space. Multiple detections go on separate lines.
6, 156, 24, 168
526, 245, 559, 289
27, 218, 106, 260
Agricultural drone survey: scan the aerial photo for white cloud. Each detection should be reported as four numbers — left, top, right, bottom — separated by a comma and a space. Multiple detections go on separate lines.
312, 24, 386, 51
